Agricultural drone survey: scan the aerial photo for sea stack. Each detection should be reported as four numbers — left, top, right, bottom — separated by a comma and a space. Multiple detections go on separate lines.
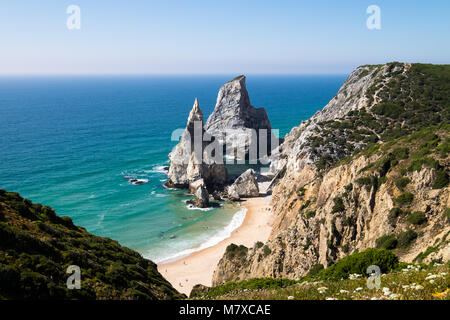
167, 98, 227, 188
205, 75, 274, 160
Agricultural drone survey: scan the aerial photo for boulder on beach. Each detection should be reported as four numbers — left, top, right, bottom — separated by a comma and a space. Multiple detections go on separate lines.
226, 184, 240, 201
229, 169, 259, 198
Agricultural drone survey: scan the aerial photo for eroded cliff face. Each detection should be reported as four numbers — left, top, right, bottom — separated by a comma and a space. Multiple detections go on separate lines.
205, 75, 274, 159
167, 98, 227, 188
269, 63, 411, 176
213, 63, 450, 285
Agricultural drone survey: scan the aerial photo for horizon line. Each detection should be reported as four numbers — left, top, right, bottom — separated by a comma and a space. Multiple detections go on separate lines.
0, 72, 350, 77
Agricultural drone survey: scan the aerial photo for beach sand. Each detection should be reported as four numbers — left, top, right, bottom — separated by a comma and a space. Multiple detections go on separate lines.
158, 196, 274, 296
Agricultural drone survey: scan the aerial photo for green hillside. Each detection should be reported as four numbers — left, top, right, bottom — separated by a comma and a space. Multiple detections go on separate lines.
0, 190, 184, 300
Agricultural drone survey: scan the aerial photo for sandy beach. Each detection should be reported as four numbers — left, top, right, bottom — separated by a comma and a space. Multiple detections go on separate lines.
158, 196, 274, 295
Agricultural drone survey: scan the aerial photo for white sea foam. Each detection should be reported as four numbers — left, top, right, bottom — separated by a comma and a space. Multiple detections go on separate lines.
162, 184, 178, 191
145, 165, 168, 175
153, 207, 247, 263
185, 203, 214, 212
155, 193, 168, 198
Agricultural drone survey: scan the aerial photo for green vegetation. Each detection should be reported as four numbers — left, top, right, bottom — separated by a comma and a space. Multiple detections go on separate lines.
193, 278, 298, 299
388, 207, 403, 225
407, 211, 427, 225
432, 169, 449, 189
376, 235, 398, 250
395, 177, 411, 191
0, 190, 183, 300
311, 249, 399, 281
195, 263, 450, 300
372, 102, 404, 119
225, 244, 248, 260
309, 63, 450, 171
297, 187, 306, 199
263, 245, 272, 257
305, 210, 316, 219
307, 264, 324, 277
331, 197, 345, 213
397, 230, 418, 249
395, 193, 414, 206
376, 230, 418, 250
445, 208, 450, 224
414, 231, 450, 263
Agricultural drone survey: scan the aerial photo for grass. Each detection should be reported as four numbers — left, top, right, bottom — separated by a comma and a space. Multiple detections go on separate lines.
195, 263, 449, 300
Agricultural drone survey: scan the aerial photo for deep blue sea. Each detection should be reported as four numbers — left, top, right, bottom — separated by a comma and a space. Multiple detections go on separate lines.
0, 75, 346, 262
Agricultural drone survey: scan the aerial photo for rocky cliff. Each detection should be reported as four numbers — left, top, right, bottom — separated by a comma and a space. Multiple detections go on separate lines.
213, 63, 450, 285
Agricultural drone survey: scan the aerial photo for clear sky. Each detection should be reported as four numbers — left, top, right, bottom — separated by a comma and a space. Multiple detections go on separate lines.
1, 0, 449, 74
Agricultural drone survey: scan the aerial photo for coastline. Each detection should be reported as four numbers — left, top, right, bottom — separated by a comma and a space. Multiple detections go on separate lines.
157, 196, 274, 295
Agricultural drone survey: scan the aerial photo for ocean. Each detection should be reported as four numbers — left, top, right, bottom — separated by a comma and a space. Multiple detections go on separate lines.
0, 75, 346, 262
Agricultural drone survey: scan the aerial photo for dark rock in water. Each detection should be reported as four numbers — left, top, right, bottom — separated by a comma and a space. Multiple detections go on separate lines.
129, 178, 149, 185
163, 166, 169, 171
169, 235, 176, 239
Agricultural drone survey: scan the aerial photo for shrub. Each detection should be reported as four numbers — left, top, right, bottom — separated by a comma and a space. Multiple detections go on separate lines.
388, 207, 403, 225
395, 193, 414, 206
341, 244, 350, 253
331, 197, 345, 213
317, 249, 399, 280
297, 187, 306, 199
397, 230, 418, 248
375, 234, 398, 250
392, 147, 409, 160
395, 177, 411, 191
407, 211, 427, 225
306, 210, 316, 219
255, 241, 264, 249
446, 208, 450, 224
263, 245, 272, 257
432, 169, 449, 189
307, 264, 324, 277
300, 200, 311, 210
372, 103, 404, 119
356, 177, 372, 186
225, 244, 248, 260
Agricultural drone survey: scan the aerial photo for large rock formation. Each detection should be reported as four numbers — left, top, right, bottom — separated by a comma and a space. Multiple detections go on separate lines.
212, 63, 450, 285
205, 75, 274, 161
167, 98, 227, 188
227, 169, 259, 198
189, 179, 210, 208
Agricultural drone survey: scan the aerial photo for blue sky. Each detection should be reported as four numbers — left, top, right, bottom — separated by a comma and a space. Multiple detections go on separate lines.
1, 0, 449, 74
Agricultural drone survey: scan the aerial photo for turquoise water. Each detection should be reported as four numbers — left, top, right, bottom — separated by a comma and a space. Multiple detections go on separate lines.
0, 75, 345, 262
